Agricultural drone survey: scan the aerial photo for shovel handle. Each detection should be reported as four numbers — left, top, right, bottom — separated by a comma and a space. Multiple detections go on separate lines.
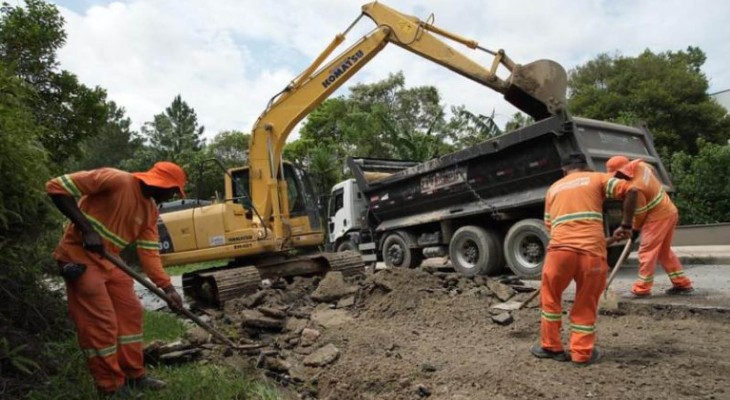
103, 253, 239, 348
605, 238, 633, 294
518, 287, 541, 310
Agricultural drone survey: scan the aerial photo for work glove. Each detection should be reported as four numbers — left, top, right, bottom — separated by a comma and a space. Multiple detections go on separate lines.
82, 230, 105, 255
163, 285, 184, 312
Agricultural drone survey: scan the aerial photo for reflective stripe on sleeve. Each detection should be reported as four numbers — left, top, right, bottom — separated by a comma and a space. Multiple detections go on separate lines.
605, 178, 620, 199
136, 240, 160, 251
58, 175, 83, 197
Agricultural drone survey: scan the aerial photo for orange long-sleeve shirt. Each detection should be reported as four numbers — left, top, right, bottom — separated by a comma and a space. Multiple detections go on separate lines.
620, 160, 676, 222
46, 168, 171, 289
544, 171, 630, 258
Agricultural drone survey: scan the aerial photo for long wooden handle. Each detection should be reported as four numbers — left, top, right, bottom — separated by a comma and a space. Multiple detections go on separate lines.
518, 287, 541, 310
605, 238, 633, 295
103, 253, 239, 348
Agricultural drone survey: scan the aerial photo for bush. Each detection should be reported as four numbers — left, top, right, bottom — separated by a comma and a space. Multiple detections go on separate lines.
671, 139, 730, 224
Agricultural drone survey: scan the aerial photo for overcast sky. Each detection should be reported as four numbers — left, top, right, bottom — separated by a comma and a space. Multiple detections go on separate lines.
52, 0, 730, 142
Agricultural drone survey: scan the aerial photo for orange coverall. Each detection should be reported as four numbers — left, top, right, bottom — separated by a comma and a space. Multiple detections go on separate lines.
617, 160, 693, 295
47, 168, 172, 392
542, 171, 629, 362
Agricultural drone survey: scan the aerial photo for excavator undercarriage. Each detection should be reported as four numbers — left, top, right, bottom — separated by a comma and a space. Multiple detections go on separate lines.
182, 251, 364, 307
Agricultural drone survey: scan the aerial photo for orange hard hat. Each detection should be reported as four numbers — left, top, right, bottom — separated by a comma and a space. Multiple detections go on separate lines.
606, 155, 629, 173
133, 161, 187, 198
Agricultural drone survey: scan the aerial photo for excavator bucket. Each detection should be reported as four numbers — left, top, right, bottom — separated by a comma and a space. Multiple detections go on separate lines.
504, 59, 567, 120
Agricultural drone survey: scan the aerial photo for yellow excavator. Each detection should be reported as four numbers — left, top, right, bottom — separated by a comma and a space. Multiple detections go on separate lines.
157, 1, 568, 306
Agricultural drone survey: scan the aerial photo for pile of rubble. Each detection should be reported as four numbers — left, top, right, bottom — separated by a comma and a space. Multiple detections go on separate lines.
145, 265, 538, 399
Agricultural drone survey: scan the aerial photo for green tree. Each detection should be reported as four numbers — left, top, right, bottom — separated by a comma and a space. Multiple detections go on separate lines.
504, 112, 533, 132
568, 47, 730, 155
77, 101, 143, 170
671, 139, 730, 224
206, 130, 249, 168
0, 0, 107, 165
295, 72, 458, 190
445, 106, 502, 147
141, 94, 205, 162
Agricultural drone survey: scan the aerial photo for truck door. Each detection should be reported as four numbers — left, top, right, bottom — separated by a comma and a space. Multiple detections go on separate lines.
328, 187, 346, 244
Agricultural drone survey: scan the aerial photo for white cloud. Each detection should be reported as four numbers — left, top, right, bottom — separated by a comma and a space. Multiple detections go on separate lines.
54, 0, 730, 140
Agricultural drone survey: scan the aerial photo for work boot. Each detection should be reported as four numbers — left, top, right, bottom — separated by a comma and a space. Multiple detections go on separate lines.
529, 343, 570, 361
98, 385, 143, 399
665, 286, 694, 296
621, 291, 650, 299
125, 375, 167, 391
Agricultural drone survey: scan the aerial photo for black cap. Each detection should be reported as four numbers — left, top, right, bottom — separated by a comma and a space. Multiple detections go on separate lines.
561, 152, 587, 167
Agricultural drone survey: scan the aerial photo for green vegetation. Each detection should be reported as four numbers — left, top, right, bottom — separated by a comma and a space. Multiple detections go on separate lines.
166, 260, 229, 277
24, 311, 281, 400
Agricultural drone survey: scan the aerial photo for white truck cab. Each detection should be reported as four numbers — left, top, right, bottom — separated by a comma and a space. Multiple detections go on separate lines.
327, 179, 367, 251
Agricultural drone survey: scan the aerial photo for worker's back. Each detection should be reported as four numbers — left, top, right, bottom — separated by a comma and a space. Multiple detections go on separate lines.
545, 171, 624, 258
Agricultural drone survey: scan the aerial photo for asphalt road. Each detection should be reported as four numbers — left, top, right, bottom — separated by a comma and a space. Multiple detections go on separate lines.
137, 259, 730, 311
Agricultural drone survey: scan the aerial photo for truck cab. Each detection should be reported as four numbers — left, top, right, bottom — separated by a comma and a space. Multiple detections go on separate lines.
327, 179, 367, 252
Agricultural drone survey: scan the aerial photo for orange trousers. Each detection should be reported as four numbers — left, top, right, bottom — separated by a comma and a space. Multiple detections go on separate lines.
632, 213, 693, 295
63, 260, 145, 392
540, 249, 607, 363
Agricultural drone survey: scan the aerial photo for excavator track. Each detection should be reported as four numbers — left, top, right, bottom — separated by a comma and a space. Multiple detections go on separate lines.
182, 251, 365, 307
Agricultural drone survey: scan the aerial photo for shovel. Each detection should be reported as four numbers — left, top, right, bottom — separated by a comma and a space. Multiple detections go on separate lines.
103, 253, 259, 351
599, 237, 633, 312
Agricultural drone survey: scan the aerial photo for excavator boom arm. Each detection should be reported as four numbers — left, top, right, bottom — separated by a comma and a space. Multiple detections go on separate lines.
248, 1, 567, 236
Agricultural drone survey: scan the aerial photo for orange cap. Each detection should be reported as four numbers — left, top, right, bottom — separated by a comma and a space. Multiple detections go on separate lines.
133, 161, 187, 198
606, 155, 629, 173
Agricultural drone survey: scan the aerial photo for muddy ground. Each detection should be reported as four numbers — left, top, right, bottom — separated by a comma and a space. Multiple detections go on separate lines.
169, 265, 730, 400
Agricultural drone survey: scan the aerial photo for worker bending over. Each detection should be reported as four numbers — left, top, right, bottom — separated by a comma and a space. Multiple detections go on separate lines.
47, 162, 186, 398
532, 153, 635, 365
607, 156, 694, 298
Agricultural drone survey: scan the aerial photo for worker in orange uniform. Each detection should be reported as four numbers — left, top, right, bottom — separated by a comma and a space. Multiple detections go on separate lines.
532, 152, 636, 365
47, 162, 186, 398
606, 155, 694, 297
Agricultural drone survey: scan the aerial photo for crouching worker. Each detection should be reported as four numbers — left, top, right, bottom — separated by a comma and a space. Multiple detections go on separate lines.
531, 153, 636, 365
46, 162, 186, 398
606, 156, 694, 298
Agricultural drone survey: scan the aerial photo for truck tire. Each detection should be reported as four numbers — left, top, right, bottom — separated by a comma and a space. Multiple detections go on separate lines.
336, 239, 357, 252
382, 232, 422, 269
503, 219, 549, 278
449, 226, 503, 277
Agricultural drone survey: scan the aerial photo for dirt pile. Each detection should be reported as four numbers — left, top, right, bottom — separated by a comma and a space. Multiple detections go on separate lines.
166, 265, 730, 400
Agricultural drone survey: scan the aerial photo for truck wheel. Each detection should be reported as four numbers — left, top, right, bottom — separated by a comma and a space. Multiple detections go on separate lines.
503, 219, 549, 278
382, 233, 422, 269
336, 239, 357, 252
449, 226, 503, 277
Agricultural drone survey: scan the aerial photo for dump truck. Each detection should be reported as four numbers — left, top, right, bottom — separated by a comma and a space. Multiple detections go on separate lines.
327, 114, 672, 278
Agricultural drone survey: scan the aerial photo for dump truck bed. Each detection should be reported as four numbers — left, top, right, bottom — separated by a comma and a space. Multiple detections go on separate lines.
347, 115, 669, 231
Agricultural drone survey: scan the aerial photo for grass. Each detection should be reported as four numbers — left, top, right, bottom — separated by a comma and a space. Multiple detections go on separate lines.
25, 310, 281, 400
165, 260, 228, 276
